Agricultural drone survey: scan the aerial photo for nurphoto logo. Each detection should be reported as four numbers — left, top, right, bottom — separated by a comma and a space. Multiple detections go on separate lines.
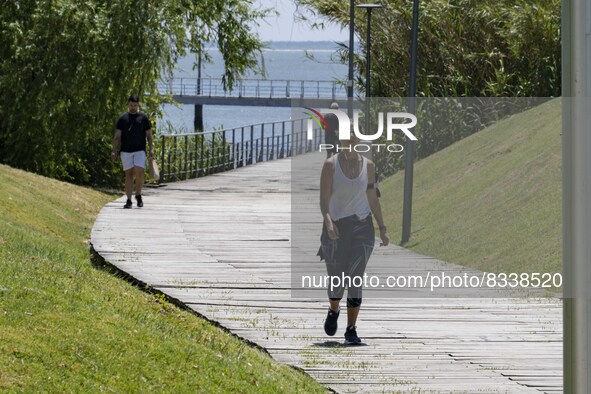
304, 107, 418, 153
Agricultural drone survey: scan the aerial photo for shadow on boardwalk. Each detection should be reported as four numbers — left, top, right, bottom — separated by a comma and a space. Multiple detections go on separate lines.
91, 153, 562, 393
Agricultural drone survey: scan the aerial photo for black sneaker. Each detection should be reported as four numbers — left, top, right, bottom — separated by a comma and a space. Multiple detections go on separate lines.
344, 325, 362, 345
135, 195, 143, 208
123, 199, 132, 209
324, 308, 340, 336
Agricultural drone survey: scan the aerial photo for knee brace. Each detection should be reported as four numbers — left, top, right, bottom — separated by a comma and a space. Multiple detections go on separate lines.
347, 297, 362, 308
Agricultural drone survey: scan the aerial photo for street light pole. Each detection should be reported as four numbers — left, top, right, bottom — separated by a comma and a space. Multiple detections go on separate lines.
347, 0, 355, 119
401, 0, 420, 244
562, 1, 591, 391
357, 4, 382, 137
194, 45, 204, 131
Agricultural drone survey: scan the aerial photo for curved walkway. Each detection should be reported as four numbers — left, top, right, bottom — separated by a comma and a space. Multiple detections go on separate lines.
90, 153, 562, 393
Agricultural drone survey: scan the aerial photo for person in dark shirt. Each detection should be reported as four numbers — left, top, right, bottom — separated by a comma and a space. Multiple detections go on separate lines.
111, 95, 154, 208
324, 102, 340, 158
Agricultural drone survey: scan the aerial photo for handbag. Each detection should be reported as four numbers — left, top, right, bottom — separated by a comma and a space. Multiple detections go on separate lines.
148, 159, 160, 180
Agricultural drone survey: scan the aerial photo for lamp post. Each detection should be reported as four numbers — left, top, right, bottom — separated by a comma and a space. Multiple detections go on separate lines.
401, 0, 420, 244
357, 4, 383, 137
562, 1, 591, 391
347, 0, 355, 119
194, 46, 204, 131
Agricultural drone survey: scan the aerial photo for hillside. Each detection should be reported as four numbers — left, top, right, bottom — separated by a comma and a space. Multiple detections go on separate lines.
0, 164, 323, 392
381, 98, 562, 275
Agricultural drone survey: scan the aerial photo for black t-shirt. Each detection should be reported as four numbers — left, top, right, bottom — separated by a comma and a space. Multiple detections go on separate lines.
116, 112, 152, 153
325, 113, 339, 145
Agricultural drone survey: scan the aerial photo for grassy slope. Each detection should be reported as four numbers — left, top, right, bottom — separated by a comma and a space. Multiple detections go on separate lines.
381, 98, 561, 275
0, 165, 324, 393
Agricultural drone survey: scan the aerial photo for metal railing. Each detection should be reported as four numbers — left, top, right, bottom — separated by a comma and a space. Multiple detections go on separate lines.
157, 77, 346, 100
158, 118, 323, 183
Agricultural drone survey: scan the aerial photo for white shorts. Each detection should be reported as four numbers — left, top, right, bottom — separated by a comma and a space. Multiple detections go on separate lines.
120, 151, 146, 171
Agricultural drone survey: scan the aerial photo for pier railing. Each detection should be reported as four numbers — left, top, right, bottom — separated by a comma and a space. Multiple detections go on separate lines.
158, 77, 345, 100
158, 118, 323, 183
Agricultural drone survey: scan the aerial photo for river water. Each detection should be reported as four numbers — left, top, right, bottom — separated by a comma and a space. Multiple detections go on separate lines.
160, 41, 348, 133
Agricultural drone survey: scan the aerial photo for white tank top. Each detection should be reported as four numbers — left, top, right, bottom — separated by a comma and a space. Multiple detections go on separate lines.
329, 154, 371, 221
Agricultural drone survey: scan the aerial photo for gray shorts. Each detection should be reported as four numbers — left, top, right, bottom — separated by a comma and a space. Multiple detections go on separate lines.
120, 151, 146, 171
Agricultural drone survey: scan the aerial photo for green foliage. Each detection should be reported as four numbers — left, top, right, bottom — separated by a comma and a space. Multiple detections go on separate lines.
0, 0, 266, 186
299, 0, 559, 176
298, 0, 560, 97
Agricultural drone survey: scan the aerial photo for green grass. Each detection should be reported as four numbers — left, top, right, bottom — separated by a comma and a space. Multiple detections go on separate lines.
0, 164, 325, 393
381, 98, 562, 275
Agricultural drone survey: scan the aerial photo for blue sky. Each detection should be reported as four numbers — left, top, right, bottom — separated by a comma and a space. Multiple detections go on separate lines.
254, 0, 348, 41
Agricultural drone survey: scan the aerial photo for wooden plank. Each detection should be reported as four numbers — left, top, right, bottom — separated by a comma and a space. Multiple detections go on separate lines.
91, 154, 562, 393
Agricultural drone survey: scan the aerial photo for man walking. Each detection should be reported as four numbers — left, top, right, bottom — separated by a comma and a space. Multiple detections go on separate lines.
111, 95, 154, 208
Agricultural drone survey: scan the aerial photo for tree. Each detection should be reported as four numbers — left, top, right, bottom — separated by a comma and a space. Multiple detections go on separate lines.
0, 0, 267, 185
297, 0, 560, 176
297, 0, 560, 97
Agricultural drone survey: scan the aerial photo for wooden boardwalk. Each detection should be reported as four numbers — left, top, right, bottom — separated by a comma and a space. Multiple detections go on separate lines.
90, 153, 562, 393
